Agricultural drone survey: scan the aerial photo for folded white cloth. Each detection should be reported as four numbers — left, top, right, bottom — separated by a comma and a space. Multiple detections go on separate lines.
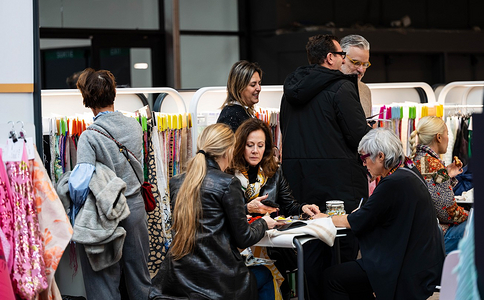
257, 218, 337, 248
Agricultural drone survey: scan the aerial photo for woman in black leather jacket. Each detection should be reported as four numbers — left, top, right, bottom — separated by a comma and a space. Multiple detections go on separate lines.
230, 118, 320, 299
152, 123, 280, 300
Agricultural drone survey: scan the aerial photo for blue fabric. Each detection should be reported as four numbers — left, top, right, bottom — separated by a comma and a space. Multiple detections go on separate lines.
93, 110, 116, 121
250, 266, 276, 300
68, 163, 95, 224
455, 211, 481, 299
444, 220, 467, 255
454, 165, 473, 196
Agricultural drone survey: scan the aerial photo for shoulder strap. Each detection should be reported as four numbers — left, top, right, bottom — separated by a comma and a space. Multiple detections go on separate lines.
87, 126, 143, 184
399, 167, 427, 188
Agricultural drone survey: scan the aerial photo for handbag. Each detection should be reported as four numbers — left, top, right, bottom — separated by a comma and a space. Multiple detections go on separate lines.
87, 127, 157, 212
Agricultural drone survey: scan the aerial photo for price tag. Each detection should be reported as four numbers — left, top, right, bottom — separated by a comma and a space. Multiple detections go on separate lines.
3, 139, 23, 162
25, 137, 35, 160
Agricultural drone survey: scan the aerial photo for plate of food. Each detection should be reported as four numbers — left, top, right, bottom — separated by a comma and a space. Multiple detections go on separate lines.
273, 216, 293, 224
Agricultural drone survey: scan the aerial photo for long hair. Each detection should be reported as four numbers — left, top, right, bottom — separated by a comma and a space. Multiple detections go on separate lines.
221, 60, 262, 117
409, 116, 447, 158
230, 118, 278, 178
76, 68, 116, 109
170, 123, 235, 260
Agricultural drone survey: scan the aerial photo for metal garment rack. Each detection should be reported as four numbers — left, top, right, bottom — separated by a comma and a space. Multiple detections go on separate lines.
42, 87, 187, 113
188, 85, 283, 154
437, 81, 484, 113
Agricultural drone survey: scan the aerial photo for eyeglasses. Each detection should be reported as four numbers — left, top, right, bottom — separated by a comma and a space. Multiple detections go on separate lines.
331, 51, 346, 59
359, 153, 371, 162
346, 55, 371, 68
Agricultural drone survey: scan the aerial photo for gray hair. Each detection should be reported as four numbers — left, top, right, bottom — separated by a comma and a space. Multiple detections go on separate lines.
340, 35, 370, 52
358, 128, 404, 169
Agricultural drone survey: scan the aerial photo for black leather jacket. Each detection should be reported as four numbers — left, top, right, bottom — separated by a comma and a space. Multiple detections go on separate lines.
250, 166, 304, 217
154, 158, 267, 300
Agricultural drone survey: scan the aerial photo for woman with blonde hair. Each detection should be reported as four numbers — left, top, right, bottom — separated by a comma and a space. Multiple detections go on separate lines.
217, 60, 262, 132
410, 116, 468, 254
153, 123, 280, 299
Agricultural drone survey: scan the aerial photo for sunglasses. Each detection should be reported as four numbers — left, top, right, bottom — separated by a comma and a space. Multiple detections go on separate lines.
331, 51, 346, 59
359, 153, 371, 162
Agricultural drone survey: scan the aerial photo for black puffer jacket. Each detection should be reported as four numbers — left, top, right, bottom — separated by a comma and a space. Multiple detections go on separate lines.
280, 64, 371, 212
154, 158, 267, 300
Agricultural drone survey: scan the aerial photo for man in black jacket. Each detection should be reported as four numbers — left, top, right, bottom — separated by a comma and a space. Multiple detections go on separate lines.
280, 34, 371, 299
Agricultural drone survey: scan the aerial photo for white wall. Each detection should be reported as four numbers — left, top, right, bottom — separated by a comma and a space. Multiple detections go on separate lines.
0, 1, 35, 125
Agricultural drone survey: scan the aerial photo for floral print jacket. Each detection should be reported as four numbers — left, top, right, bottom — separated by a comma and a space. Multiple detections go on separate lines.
413, 144, 468, 234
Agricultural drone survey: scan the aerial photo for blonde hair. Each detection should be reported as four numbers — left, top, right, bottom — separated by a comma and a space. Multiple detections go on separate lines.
221, 60, 262, 117
410, 116, 447, 158
170, 123, 235, 260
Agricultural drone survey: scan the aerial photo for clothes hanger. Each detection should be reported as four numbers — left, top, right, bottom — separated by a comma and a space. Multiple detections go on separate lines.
8, 121, 18, 143
16, 121, 26, 142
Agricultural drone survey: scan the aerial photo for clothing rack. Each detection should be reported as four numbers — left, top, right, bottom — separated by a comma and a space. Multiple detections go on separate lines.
189, 85, 284, 153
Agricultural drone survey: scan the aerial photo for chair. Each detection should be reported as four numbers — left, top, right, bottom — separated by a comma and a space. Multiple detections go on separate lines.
438, 250, 461, 300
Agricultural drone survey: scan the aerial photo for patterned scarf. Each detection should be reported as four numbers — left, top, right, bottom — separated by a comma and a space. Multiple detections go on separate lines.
416, 144, 443, 164
235, 167, 268, 202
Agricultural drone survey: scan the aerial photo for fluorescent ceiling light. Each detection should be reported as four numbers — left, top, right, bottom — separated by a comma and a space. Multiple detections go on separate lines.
134, 63, 149, 69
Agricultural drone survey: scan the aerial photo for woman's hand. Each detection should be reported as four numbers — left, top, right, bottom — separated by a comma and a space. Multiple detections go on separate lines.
447, 162, 463, 178
312, 213, 329, 219
247, 195, 279, 214
262, 215, 284, 229
302, 204, 320, 217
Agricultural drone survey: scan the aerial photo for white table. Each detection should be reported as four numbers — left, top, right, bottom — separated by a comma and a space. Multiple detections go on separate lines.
255, 226, 348, 300
455, 195, 473, 205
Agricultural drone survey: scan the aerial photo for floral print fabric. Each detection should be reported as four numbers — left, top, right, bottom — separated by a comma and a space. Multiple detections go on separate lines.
6, 144, 48, 299
31, 150, 73, 300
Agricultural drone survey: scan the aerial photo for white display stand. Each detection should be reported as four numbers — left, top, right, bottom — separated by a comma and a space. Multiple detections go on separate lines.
437, 81, 484, 114
188, 82, 437, 154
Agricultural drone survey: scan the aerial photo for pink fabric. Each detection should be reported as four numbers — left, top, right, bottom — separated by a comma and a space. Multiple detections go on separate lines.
31, 149, 73, 300
0, 240, 15, 300
0, 149, 14, 272
6, 144, 48, 299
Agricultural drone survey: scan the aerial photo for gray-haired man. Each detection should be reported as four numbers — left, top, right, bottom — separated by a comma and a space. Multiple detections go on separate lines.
340, 34, 373, 118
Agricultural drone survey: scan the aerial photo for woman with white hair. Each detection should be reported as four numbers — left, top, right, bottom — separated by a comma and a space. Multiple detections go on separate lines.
315, 128, 444, 300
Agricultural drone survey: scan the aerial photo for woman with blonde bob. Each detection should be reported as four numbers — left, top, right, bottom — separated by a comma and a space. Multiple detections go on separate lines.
153, 123, 279, 299
410, 116, 468, 254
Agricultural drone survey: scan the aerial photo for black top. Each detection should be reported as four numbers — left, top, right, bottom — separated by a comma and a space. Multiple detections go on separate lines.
154, 158, 267, 300
348, 166, 445, 300
217, 104, 252, 132
280, 64, 371, 211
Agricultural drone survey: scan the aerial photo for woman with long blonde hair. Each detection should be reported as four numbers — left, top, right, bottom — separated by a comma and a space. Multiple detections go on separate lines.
153, 123, 279, 299
410, 116, 468, 254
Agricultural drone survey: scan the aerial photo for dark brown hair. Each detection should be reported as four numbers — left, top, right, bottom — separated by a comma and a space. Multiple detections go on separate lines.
231, 118, 278, 178
76, 68, 117, 109
306, 34, 339, 65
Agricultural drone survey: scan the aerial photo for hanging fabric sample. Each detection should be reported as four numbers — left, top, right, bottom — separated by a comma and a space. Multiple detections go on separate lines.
6, 143, 48, 299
